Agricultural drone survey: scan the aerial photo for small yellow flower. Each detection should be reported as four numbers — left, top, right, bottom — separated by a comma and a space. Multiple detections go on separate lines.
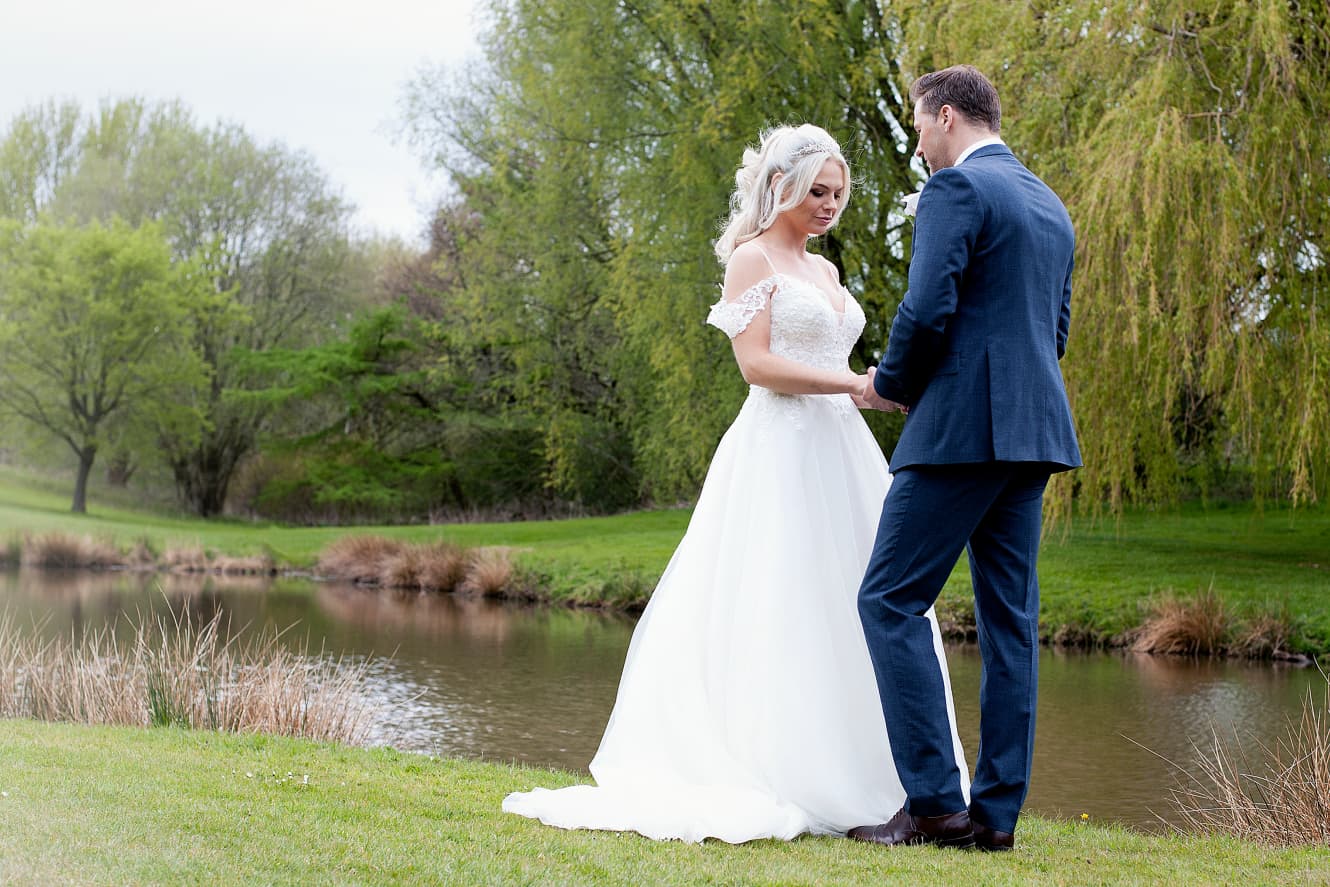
1080, 813, 1089, 821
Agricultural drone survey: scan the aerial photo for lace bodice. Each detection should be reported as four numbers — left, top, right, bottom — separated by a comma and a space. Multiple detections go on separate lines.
706, 273, 866, 372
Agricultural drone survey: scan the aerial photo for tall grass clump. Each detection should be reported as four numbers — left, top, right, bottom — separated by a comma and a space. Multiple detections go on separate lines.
1166, 674, 1330, 847
316, 536, 517, 598
416, 542, 470, 592
1133, 588, 1231, 656
209, 553, 276, 576
1230, 609, 1296, 660
0, 609, 378, 744
21, 532, 124, 569
1133, 588, 1301, 660
317, 536, 403, 584
160, 544, 210, 573
457, 547, 514, 598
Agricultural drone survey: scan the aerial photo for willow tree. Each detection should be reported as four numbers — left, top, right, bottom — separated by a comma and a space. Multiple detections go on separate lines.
408, 0, 922, 504
897, 1, 1329, 510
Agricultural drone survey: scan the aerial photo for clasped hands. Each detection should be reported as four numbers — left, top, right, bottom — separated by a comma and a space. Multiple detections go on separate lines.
851, 367, 908, 413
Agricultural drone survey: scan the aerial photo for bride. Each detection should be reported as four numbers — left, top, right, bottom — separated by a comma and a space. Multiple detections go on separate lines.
502, 124, 967, 843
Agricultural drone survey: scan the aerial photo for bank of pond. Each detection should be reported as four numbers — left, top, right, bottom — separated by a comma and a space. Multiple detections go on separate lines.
3, 526, 1325, 663
1, 566, 1327, 846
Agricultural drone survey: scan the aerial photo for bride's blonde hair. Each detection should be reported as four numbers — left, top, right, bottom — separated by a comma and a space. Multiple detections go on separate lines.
714, 124, 851, 263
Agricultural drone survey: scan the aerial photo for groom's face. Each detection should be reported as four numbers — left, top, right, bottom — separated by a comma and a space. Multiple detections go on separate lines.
912, 99, 952, 173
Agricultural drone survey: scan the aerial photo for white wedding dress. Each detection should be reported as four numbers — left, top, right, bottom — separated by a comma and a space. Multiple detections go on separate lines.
502, 270, 968, 843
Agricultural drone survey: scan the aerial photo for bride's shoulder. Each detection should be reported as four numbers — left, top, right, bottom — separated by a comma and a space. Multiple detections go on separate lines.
722, 242, 779, 299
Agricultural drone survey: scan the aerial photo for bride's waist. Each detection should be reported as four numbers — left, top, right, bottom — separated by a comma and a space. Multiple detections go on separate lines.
745, 386, 854, 406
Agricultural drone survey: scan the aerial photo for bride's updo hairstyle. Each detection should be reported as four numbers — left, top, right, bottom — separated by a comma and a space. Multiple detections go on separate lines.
714, 124, 850, 263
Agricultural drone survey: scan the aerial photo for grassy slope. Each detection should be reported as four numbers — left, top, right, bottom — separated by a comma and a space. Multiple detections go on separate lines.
0, 720, 1326, 886
2, 471, 1328, 651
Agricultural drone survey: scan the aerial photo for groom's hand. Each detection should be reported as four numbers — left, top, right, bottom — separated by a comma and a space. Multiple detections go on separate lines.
861, 368, 909, 413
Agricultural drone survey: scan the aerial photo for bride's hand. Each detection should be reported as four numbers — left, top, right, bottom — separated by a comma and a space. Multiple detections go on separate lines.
848, 372, 872, 408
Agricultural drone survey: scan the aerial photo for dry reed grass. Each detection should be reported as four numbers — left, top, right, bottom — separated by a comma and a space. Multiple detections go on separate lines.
210, 553, 276, 576
1162, 674, 1330, 847
20, 532, 125, 569
161, 544, 210, 573
416, 542, 470, 592
317, 537, 484, 596
380, 544, 427, 590
0, 608, 378, 744
458, 547, 514, 598
316, 536, 404, 584
1229, 610, 1294, 659
1132, 588, 1230, 656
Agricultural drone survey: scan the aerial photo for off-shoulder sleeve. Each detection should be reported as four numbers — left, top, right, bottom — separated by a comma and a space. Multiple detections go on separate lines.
706, 276, 777, 339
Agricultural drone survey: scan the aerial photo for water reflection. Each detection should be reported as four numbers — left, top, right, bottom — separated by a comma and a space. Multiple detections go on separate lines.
1, 567, 1322, 830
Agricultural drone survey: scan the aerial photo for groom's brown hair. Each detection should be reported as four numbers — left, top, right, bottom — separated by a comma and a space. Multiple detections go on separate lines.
909, 65, 1002, 133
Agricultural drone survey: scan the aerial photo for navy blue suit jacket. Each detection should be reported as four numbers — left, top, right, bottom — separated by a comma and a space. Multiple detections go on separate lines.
874, 145, 1082, 472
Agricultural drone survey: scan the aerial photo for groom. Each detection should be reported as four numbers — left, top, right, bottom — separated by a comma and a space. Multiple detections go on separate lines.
854, 65, 1081, 852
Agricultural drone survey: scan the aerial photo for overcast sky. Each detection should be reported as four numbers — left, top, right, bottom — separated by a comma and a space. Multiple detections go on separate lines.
0, 0, 483, 243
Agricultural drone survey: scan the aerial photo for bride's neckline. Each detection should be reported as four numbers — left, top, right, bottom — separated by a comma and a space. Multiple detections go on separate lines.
750, 245, 847, 315
758, 271, 849, 317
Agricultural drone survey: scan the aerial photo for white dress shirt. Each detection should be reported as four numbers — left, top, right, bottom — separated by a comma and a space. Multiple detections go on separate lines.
955, 136, 1006, 166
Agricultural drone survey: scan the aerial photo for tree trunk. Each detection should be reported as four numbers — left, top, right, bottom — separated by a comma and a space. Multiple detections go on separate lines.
105, 451, 136, 487
71, 446, 96, 514
169, 428, 251, 517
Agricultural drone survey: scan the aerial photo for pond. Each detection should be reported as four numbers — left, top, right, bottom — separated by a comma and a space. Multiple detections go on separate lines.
2, 568, 1323, 831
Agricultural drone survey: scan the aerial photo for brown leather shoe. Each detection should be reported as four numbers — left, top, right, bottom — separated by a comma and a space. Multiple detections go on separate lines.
972, 820, 1014, 852
847, 808, 975, 849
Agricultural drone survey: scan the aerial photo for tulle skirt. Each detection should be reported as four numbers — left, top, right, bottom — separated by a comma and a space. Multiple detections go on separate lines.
503, 390, 968, 843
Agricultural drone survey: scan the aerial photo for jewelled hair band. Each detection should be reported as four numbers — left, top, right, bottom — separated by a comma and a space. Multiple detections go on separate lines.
789, 139, 840, 160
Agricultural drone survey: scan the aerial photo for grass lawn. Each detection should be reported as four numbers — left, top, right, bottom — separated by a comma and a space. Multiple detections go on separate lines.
2, 469, 1328, 653
1, 719, 1326, 886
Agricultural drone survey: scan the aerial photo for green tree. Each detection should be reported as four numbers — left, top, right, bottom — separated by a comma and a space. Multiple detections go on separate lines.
406, 0, 920, 504
896, 0, 1330, 509
0, 220, 204, 512
0, 99, 357, 515
232, 303, 548, 523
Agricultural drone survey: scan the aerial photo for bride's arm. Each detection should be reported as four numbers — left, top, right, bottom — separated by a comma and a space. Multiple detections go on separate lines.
722, 249, 866, 396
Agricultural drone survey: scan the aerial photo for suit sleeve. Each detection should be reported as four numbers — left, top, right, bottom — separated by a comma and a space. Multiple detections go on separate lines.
1057, 249, 1073, 360
874, 170, 982, 404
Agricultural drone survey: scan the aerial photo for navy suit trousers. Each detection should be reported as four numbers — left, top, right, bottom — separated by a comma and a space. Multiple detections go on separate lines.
857, 462, 1050, 834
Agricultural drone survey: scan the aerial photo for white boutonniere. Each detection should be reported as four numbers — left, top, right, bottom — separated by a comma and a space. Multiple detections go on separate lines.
901, 190, 923, 217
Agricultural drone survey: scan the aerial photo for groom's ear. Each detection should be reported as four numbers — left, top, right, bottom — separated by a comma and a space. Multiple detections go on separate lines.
937, 104, 955, 130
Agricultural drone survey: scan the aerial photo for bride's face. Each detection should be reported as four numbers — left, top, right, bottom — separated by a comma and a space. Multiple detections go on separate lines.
781, 159, 846, 236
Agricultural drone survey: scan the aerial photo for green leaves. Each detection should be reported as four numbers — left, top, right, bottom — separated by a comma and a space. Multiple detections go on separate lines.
406, 0, 921, 504
0, 219, 205, 511
0, 98, 356, 515
893, 0, 1330, 511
